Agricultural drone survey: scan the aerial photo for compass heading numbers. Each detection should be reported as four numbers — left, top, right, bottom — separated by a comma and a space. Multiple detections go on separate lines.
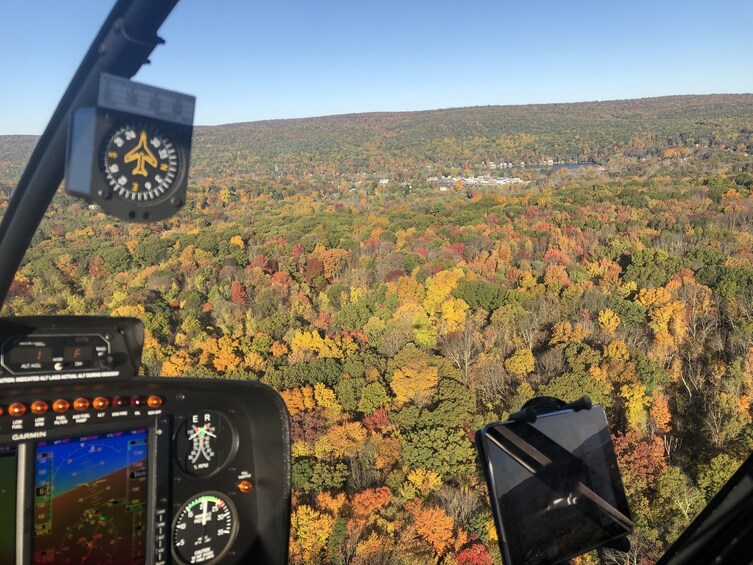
102, 124, 179, 202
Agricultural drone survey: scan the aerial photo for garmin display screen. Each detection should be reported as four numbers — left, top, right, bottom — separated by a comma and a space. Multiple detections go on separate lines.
32, 429, 149, 564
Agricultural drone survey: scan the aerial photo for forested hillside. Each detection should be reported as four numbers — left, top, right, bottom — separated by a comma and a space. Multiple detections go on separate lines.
2, 94, 753, 563
191, 94, 753, 177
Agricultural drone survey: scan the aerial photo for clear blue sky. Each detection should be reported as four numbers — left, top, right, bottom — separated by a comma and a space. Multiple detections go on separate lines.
1, 0, 752, 135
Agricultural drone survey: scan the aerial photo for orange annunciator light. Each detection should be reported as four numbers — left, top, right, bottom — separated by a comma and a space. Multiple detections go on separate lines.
147, 395, 163, 408
52, 399, 70, 413
31, 401, 49, 415
92, 397, 110, 410
8, 402, 27, 417
238, 480, 254, 493
73, 397, 90, 411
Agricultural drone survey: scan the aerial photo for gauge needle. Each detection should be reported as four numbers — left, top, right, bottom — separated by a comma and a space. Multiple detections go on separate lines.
188, 427, 201, 440
201, 499, 209, 526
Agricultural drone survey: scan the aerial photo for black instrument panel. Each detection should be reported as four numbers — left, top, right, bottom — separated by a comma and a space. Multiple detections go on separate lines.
0, 317, 291, 565
0, 316, 143, 385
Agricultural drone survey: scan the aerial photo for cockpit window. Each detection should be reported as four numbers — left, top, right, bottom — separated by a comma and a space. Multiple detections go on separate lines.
2, 2, 753, 563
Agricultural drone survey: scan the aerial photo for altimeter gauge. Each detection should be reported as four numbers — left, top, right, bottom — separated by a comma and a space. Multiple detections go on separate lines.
102, 123, 179, 203
172, 493, 238, 565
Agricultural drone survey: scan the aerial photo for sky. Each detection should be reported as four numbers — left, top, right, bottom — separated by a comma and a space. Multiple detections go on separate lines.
1, 0, 752, 135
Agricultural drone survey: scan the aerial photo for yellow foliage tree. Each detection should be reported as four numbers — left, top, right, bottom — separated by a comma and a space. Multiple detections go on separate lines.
438, 297, 469, 335
290, 330, 345, 363
407, 468, 443, 497
603, 340, 629, 362
289, 505, 335, 563
229, 235, 245, 250
588, 365, 612, 388
316, 422, 367, 459
280, 386, 316, 416
390, 354, 439, 407
423, 268, 464, 315
161, 350, 192, 377
213, 335, 241, 372
291, 441, 313, 457
319, 248, 350, 280
54, 253, 77, 281
387, 275, 425, 305
316, 491, 346, 517
504, 348, 535, 377
314, 383, 342, 417
598, 308, 620, 335
355, 533, 387, 562
549, 321, 588, 346
636, 287, 672, 308
647, 299, 687, 360
243, 351, 266, 373
621, 382, 650, 433
395, 227, 417, 250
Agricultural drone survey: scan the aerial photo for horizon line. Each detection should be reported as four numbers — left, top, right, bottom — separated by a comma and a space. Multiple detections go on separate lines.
2, 92, 751, 136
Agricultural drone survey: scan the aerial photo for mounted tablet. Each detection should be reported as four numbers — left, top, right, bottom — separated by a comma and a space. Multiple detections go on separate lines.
477, 399, 632, 564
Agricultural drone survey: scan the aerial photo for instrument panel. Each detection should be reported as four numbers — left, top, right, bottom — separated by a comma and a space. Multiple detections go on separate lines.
0, 317, 291, 565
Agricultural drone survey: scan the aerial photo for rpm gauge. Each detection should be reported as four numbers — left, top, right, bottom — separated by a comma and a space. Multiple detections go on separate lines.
172, 492, 238, 565
175, 410, 237, 476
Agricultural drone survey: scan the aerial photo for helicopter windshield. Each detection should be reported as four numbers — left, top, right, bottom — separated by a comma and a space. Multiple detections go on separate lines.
1, 2, 753, 564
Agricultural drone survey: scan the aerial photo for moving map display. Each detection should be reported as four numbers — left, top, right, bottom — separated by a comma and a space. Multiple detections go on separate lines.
33, 429, 148, 564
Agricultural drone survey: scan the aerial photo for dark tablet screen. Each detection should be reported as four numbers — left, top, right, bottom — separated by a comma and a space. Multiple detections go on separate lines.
479, 407, 632, 565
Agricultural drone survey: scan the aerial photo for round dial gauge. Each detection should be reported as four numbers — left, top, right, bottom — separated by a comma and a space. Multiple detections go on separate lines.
176, 410, 237, 476
173, 493, 238, 565
101, 123, 179, 203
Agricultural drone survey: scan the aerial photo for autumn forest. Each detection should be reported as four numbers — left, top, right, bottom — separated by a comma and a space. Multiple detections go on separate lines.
2, 94, 753, 564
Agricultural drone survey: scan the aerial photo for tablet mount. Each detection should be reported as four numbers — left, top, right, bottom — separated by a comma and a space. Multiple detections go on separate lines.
477, 395, 632, 564
508, 395, 593, 423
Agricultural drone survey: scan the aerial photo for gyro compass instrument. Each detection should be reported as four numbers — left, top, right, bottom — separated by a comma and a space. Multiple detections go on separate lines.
65, 73, 195, 222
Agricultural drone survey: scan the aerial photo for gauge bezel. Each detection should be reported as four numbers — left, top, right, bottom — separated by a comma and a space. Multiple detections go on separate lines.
171, 491, 239, 565
174, 409, 239, 478
65, 107, 193, 223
